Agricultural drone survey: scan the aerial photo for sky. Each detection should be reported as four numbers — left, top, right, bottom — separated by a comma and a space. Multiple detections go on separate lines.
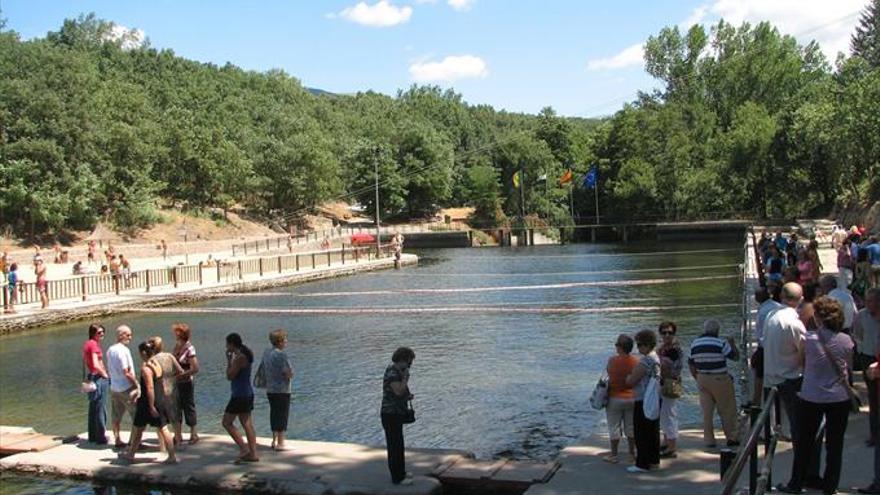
1, 0, 869, 117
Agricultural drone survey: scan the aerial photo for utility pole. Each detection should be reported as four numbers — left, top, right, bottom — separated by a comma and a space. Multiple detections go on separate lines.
374, 146, 381, 258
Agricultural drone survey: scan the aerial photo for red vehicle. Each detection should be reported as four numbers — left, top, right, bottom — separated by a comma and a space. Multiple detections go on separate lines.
350, 233, 376, 246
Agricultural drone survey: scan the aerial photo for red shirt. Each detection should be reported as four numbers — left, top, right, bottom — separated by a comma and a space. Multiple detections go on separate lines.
608, 354, 639, 399
82, 339, 103, 374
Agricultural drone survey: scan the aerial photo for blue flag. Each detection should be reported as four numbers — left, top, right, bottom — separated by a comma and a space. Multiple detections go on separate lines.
583, 166, 598, 189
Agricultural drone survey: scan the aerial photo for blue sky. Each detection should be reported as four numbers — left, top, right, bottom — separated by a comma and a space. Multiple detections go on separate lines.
2, 0, 867, 117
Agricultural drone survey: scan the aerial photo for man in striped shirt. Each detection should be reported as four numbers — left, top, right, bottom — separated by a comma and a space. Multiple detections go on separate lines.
688, 319, 740, 447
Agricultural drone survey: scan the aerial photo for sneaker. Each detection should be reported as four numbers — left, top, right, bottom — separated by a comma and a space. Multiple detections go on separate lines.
626, 466, 648, 473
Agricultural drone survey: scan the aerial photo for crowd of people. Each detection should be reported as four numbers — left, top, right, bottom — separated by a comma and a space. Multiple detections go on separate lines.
598, 318, 739, 473
81, 323, 293, 466
754, 229, 879, 495
80, 322, 417, 485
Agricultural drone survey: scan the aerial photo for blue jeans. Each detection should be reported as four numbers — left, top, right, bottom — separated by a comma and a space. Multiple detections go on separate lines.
87, 375, 108, 443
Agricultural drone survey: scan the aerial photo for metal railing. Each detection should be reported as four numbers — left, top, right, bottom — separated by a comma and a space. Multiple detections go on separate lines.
2, 244, 396, 310
720, 388, 780, 495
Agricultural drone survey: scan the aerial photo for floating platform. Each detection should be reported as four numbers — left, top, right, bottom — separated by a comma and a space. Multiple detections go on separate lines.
434, 457, 560, 493
0, 426, 62, 456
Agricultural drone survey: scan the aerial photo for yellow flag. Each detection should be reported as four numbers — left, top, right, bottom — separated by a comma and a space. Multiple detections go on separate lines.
512, 171, 521, 188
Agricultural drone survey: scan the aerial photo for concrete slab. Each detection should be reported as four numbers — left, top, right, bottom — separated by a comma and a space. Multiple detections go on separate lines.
525, 414, 872, 495
0, 432, 471, 495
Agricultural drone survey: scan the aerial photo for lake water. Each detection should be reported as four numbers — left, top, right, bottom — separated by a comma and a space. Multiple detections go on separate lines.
0, 241, 744, 493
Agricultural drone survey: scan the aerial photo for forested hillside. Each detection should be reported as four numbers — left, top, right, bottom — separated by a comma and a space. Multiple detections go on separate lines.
1, 5, 879, 239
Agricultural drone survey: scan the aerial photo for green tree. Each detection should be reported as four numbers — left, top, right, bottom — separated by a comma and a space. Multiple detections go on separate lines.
852, 0, 880, 67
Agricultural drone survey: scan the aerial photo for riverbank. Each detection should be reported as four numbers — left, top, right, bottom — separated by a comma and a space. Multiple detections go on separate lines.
0, 253, 417, 334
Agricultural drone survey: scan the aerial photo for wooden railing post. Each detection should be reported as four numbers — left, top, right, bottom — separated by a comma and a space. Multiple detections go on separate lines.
278, 256, 282, 273
259, 258, 264, 276
327, 251, 331, 267
341, 245, 346, 265
114, 275, 120, 295
172, 267, 178, 288
198, 264, 204, 285
311, 253, 316, 269
81, 276, 88, 301
146, 270, 151, 292
238, 260, 243, 280
216, 263, 221, 283
355, 247, 360, 262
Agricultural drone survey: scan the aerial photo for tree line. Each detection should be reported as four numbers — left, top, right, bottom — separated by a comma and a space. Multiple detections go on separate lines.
0, 4, 878, 239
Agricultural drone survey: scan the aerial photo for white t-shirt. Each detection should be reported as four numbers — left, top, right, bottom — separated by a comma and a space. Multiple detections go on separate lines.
763, 306, 806, 387
755, 299, 783, 345
854, 309, 880, 357
827, 287, 857, 330
106, 342, 136, 393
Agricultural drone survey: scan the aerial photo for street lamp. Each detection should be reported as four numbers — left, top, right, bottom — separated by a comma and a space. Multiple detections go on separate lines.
374, 146, 381, 258
177, 221, 188, 265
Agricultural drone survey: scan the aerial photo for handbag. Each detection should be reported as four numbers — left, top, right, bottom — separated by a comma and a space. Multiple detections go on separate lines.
818, 333, 862, 413
589, 374, 609, 410
401, 401, 415, 424
79, 361, 96, 394
643, 376, 661, 420
661, 378, 683, 399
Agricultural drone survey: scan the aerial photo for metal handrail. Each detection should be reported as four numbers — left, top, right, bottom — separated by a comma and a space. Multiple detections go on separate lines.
720, 387, 779, 495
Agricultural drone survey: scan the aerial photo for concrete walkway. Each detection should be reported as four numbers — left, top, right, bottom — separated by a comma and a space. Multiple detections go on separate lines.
0, 432, 470, 495
525, 412, 872, 495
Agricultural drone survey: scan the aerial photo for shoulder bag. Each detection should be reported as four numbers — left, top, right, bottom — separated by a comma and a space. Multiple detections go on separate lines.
80, 360, 96, 394
590, 373, 609, 410
661, 378, 683, 399
401, 400, 416, 424
818, 333, 862, 413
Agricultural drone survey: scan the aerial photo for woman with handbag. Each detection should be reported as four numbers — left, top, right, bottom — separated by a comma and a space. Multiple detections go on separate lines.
603, 334, 639, 464
381, 347, 415, 485
625, 329, 662, 473
657, 321, 684, 459
222, 333, 258, 463
776, 296, 855, 495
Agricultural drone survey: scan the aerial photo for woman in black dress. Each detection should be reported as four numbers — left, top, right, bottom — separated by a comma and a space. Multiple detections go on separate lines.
381, 347, 415, 485
120, 341, 177, 464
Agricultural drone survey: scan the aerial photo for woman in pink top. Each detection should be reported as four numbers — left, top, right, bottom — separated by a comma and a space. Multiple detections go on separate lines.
797, 249, 814, 286
603, 334, 639, 463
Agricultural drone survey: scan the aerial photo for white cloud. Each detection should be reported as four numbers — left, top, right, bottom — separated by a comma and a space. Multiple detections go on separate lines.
409, 55, 488, 82
707, 0, 865, 60
338, 1, 413, 27
448, 0, 475, 11
587, 1, 864, 72
103, 24, 146, 51
679, 5, 708, 30
587, 43, 645, 71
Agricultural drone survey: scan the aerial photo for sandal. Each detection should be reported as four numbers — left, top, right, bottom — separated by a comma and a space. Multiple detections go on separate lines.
234, 456, 259, 464
602, 454, 619, 464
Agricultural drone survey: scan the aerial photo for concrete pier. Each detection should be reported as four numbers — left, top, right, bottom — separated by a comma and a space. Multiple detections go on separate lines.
0, 432, 471, 495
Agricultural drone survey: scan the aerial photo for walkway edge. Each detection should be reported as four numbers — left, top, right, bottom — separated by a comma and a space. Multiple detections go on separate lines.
0, 255, 417, 335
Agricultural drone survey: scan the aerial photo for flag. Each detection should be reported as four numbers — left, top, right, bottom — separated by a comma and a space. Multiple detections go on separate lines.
537, 173, 547, 183
583, 166, 598, 189
512, 170, 521, 188
558, 169, 573, 186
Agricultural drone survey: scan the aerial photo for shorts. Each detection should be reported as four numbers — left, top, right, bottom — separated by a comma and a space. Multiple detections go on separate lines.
605, 397, 635, 440
133, 401, 168, 429
750, 346, 764, 378
111, 389, 137, 424
225, 395, 254, 415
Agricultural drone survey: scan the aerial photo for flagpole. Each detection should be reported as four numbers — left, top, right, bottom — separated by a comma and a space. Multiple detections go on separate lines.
594, 175, 599, 225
